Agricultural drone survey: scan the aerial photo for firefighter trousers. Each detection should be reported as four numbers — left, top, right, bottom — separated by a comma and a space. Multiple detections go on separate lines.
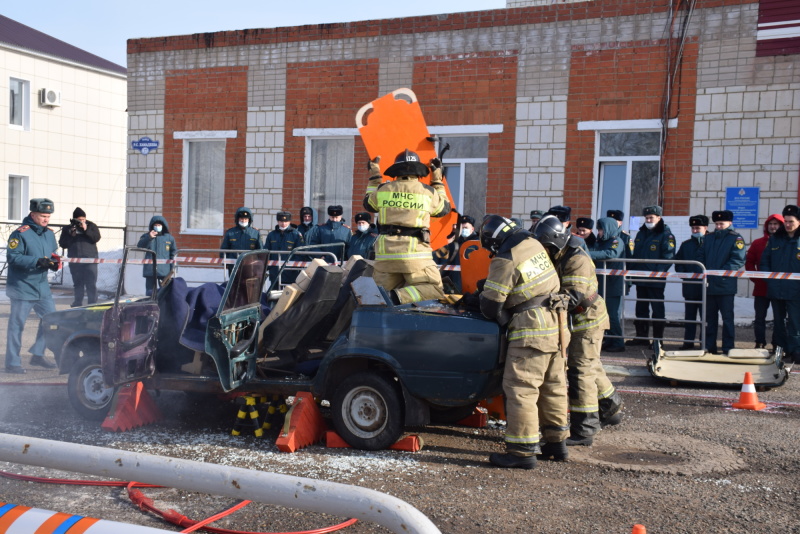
373, 264, 444, 304
503, 345, 568, 448
567, 326, 604, 437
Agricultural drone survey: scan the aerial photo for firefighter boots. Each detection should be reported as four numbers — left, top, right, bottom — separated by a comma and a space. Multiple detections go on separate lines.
538, 440, 568, 461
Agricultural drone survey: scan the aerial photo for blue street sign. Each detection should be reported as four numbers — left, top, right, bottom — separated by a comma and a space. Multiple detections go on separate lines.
725, 187, 759, 229
132, 137, 159, 155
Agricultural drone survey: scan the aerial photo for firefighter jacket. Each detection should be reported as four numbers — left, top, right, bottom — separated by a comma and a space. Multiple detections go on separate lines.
364, 175, 450, 273
58, 220, 101, 259
347, 226, 378, 260
304, 220, 351, 261
674, 234, 705, 300
746, 214, 784, 297
480, 233, 564, 353
137, 216, 177, 279
6, 214, 58, 301
264, 226, 304, 256
697, 226, 745, 295
588, 217, 624, 298
760, 227, 800, 301
632, 219, 675, 288
553, 236, 609, 334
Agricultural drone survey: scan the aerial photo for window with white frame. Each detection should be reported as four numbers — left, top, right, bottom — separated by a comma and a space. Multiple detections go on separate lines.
438, 135, 488, 223
176, 131, 235, 235
8, 175, 29, 221
308, 138, 354, 220
9, 78, 30, 130
596, 131, 661, 230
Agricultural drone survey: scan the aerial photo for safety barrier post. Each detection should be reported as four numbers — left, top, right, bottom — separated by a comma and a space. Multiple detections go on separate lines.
0, 433, 441, 534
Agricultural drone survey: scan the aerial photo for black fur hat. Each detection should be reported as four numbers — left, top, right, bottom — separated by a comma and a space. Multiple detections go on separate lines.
712, 210, 733, 223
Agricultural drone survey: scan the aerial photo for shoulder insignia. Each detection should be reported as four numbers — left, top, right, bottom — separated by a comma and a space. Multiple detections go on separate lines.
611, 240, 619, 249
17, 225, 29, 233
650, 244, 657, 252
8, 238, 20, 249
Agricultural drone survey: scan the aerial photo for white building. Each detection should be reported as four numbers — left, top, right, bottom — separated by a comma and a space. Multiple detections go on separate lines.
1, 15, 127, 233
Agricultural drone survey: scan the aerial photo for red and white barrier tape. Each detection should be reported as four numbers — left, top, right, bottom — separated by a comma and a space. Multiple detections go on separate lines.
57, 256, 800, 279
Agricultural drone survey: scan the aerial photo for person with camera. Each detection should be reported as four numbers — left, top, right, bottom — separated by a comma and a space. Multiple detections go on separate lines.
5, 198, 61, 373
58, 207, 101, 307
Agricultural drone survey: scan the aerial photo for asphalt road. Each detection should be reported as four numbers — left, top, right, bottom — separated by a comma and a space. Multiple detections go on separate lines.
0, 288, 798, 533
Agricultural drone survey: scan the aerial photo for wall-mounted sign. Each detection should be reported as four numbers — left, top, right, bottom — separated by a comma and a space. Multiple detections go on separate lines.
132, 137, 159, 155
725, 187, 759, 229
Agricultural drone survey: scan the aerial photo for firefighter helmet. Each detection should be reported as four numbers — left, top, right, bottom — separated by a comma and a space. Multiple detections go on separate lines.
479, 215, 519, 255
532, 215, 570, 250
384, 149, 430, 178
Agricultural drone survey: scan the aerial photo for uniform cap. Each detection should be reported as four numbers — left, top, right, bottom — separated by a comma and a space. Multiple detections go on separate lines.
300, 206, 313, 217
460, 215, 476, 226
576, 217, 594, 230
546, 205, 571, 223
642, 205, 663, 217
711, 210, 733, 223
276, 211, 291, 222
354, 212, 372, 223
530, 210, 544, 220
30, 198, 54, 214
327, 205, 344, 217
782, 205, 799, 218
689, 214, 709, 227
606, 209, 624, 222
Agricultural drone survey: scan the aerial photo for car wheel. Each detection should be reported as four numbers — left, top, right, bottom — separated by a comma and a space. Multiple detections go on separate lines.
429, 402, 479, 424
331, 372, 403, 451
68, 355, 114, 421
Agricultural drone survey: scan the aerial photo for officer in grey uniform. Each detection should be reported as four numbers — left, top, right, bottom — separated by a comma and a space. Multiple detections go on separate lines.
5, 199, 61, 373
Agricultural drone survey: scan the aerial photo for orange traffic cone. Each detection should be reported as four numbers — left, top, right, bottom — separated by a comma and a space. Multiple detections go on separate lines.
632, 525, 646, 534
732, 372, 766, 411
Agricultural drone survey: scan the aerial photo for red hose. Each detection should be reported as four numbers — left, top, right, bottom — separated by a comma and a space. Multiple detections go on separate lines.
0, 471, 357, 534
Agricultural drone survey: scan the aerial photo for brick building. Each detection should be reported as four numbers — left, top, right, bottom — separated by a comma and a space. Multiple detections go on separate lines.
126, 0, 799, 250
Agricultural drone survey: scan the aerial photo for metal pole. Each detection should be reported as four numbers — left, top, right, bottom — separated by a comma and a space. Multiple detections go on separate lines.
0, 434, 441, 534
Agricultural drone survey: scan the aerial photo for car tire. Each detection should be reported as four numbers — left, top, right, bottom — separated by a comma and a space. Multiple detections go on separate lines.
331, 372, 403, 451
67, 355, 114, 421
429, 402, 479, 424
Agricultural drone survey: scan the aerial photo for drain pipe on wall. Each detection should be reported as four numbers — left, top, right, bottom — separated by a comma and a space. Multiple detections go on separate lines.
0, 434, 441, 534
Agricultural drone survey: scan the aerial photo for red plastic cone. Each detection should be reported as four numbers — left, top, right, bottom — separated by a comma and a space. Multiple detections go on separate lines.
632, 525, 646, 534
731, 372, 766, 411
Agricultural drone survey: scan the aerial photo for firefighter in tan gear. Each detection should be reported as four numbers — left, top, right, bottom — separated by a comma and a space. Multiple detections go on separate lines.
533, 215, 623, 446
478, 215, 570, 469
364, 149, 450, 304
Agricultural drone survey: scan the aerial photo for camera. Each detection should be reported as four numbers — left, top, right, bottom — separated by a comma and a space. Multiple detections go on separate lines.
69, 218, 84, 234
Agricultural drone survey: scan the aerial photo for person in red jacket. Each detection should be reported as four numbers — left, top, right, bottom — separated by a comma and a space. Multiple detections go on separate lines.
745, 213, 784, 349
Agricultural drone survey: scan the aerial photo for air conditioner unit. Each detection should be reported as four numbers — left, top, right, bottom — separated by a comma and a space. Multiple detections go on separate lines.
40, 88, 61, 107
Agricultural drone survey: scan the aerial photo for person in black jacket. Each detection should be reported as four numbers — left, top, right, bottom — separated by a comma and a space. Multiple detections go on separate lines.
58, 207, 101, 307
674, 215, 708, 349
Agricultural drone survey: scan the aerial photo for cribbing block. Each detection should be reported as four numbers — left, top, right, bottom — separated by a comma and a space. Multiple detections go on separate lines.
457, 407, 488, 428
479, 395, 506, 421
275, 392, 328, 453
325, 431, 424, 452
101, 381, 162, 432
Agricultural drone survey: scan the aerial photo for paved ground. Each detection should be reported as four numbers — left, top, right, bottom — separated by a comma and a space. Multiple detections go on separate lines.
0, 285, 798, 533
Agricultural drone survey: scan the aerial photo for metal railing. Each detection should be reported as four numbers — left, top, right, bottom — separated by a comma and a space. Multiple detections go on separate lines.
594, 257, 707, 348
0, 222, 126, 300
